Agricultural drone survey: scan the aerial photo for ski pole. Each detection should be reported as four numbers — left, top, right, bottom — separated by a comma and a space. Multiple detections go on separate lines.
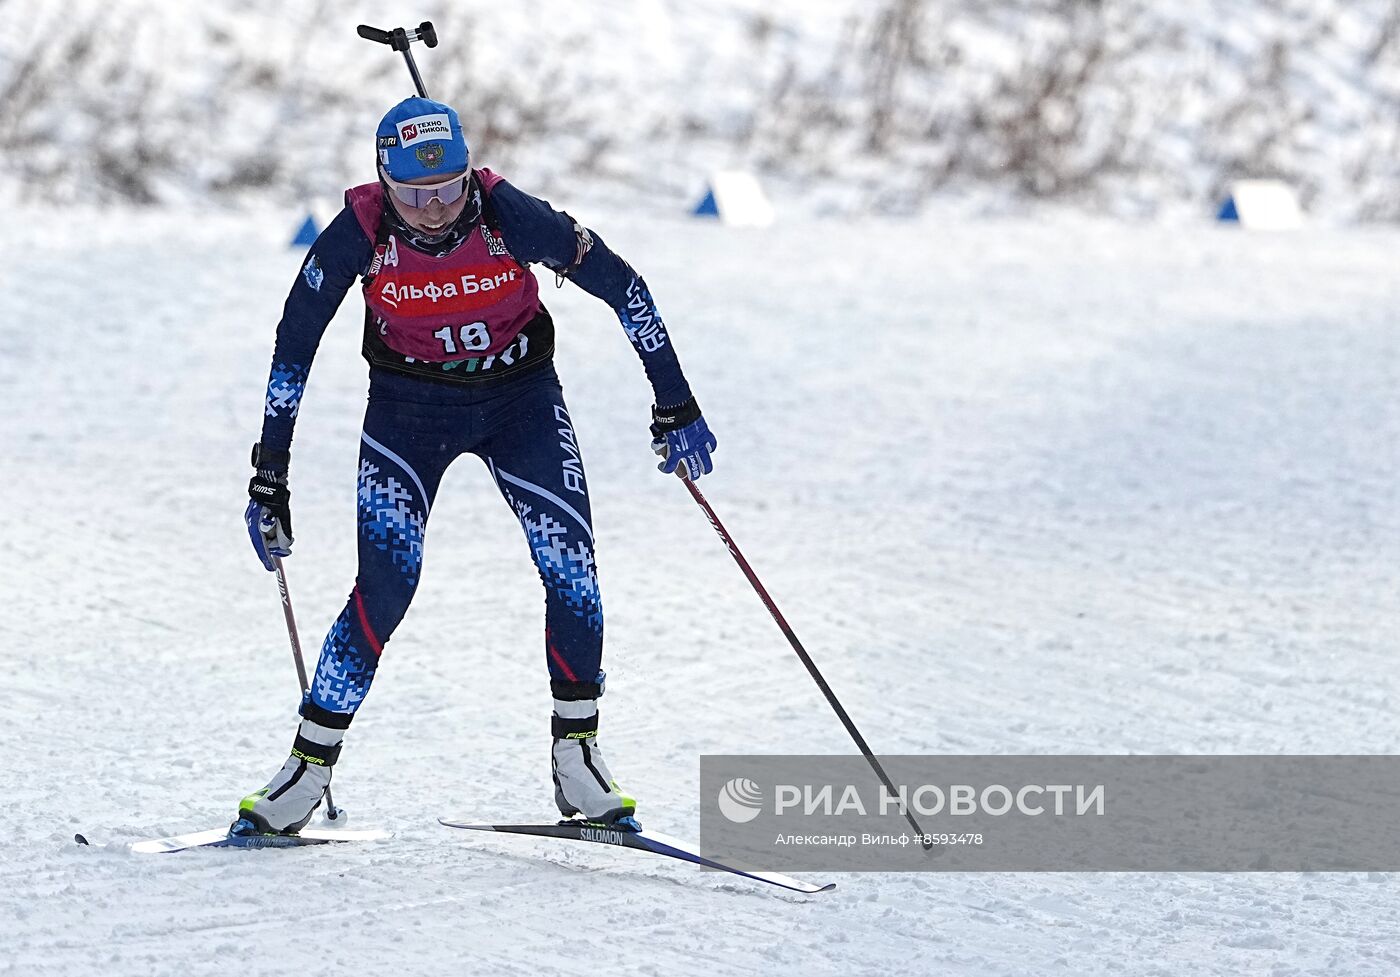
677, 476, 934, 850
357, 22, 438, 98
272, 556, 341, 821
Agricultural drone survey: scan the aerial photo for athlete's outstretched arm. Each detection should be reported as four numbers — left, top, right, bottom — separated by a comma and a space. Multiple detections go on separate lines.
487, 178, 693, 408
489, 178, 715, 478
258, 208, 374, 462
244, 208, 376, 570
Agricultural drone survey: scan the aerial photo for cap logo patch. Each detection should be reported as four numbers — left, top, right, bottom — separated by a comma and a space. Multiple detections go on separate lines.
415, 144, 445, 169
397, 113, 451, 147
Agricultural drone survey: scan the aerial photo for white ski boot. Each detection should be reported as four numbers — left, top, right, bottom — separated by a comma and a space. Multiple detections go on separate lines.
236, 716, 343, 834
551, 696, 636, 827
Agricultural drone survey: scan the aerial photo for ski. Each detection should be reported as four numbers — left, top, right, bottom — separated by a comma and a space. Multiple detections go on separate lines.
438, 818, 835, 894
75, 826, 391, 854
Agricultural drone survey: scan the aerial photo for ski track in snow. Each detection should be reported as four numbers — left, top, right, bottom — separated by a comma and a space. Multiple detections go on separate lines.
1, 208, 1398, 975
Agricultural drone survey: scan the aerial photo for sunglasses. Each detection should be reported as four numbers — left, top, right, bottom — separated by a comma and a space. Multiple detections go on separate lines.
380, 167, 469, 209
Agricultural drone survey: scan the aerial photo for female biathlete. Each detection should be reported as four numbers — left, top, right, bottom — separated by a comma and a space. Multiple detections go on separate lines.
239, 97, 716, 834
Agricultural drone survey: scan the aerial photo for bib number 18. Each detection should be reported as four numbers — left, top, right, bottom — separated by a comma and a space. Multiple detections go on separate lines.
433, 322, 491, 355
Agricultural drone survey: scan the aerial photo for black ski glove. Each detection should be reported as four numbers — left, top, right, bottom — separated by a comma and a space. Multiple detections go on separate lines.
245, 443, 293, 571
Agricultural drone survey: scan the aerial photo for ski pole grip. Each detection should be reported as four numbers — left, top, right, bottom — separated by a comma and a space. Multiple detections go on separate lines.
359, 22, 438, 50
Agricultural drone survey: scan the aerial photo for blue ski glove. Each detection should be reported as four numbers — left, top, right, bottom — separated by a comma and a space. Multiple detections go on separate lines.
245, 443, 293, 571
650, 398, 717, 480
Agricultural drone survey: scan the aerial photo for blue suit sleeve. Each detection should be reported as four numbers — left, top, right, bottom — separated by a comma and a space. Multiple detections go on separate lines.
258, 206, 373, 462
489, 179, 694, 408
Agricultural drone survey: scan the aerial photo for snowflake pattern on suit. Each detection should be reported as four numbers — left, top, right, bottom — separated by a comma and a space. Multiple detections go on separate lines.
513, 499, 603, 636
311, 608, 375, 713
265, 362, 308, 418
357, 459, 426, 585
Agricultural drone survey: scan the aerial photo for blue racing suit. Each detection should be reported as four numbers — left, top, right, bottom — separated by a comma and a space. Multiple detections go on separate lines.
257, 174, 694, 723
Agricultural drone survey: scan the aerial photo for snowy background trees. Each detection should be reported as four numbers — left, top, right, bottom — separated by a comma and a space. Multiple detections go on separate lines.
2, 0, 1398, 219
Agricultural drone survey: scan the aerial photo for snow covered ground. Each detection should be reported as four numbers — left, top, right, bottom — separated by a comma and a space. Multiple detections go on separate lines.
2, 205, 1398, 975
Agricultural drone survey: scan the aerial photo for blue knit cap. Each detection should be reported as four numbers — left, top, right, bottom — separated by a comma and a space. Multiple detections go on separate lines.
375, 97, 469, 181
